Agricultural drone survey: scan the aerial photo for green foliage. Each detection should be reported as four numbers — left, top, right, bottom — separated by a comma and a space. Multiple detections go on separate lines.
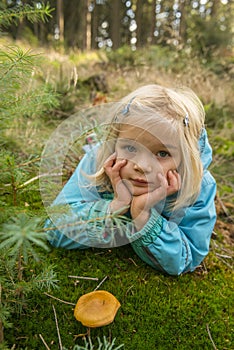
0, 213, 58, 342
106, 45, 140, 67
0, 4, 59, 346
0, 2, 53, 28
0, 213, 48, 263
63, 336, 124, 350
0, 46, 59, 143
187, 12, 233, 59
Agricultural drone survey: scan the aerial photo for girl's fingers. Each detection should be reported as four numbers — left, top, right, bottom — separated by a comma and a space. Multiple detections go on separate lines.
113, 159, 127, 171
104, 152, 117, 168
157, 173, 168, 189
104, 153, 126, 170
104, 158, 126, 176
167, 170, 181, 193
104, 156, 127, 186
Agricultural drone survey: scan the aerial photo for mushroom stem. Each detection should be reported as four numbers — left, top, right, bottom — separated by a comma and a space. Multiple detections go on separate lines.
87, 327, 91, 337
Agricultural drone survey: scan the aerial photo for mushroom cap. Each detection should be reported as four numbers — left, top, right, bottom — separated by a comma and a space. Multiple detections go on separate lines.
74, 290, 121, 328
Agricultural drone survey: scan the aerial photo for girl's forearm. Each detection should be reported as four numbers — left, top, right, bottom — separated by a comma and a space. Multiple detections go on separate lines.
132, 210, 150, 231
109, 199, 130, 214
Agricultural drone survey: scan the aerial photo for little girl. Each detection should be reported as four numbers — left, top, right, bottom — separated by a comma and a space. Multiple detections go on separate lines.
45, 84, 217, 276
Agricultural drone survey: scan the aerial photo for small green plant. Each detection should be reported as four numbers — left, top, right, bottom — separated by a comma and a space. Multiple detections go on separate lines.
0, 2, 53, 28
0, 213, 58, 343
0, 3, 59, 346
63, 336, 124, 350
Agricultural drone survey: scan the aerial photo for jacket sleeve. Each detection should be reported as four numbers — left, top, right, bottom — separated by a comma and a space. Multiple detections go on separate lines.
128, 170, 217, 275
45, 150, 114, 249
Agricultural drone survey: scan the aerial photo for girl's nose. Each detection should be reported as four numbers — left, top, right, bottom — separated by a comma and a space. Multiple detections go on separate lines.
133, 158, 153, 174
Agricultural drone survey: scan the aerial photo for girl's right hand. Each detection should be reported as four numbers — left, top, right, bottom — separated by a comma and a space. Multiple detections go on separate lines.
103, 153, 132, 213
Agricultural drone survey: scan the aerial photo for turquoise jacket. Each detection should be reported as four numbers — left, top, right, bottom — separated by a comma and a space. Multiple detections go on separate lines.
46, 129, 216, 276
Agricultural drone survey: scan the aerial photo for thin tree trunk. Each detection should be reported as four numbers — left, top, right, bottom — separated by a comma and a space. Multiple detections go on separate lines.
57, 0, 64, 42
150, 0, 157, 44
136, 0, 144, 47
0, 320, 3, 343
86, 0, 92, 50
111, 0, 121, 49
0, 284, 4, 343
91, 2, 98, 49
179, 0, 187, 45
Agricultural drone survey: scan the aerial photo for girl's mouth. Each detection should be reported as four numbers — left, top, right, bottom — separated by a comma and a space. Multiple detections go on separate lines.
130, 178, 149, 186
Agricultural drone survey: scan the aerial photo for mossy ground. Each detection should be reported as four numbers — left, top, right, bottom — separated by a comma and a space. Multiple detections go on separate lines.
5, 245, 233, 349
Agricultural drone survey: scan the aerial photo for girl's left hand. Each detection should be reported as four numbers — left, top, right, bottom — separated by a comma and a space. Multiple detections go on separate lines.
131, 170, 181, 230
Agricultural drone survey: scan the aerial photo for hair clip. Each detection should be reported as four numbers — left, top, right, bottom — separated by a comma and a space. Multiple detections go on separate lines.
121, 96, 136, 115
183, 112, 189, 127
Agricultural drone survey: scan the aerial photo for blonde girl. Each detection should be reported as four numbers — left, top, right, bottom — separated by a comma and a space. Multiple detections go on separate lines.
46, 84, 216, 276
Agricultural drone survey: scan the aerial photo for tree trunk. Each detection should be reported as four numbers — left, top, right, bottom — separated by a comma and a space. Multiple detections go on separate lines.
179, 0, 187, 45
0, 284, 3, 343
111, 0, 121, 49
91, 2, 98, 49
57, 0, 64, 42
136, 0, 144, 47
86, 0, 92, 50
0, 321, 3, 343
150, 0, 157, 45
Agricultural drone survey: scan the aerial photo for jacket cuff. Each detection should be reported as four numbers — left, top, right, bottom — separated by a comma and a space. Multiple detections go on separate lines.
128, 208, 163, 247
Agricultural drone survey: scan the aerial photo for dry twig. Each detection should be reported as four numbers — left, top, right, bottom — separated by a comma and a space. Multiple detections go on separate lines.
52, 305, 63, 350
68, 275, 99, 281
44, 292, 76, 306
39, 334, 51, 350
216, 192, 229, 217
94, 275, 108, 291
206, 324, 218, 350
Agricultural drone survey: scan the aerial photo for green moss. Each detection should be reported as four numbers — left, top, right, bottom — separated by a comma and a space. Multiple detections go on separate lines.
3, 246, 233, 349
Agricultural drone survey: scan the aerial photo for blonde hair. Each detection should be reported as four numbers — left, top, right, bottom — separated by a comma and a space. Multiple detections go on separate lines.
91, 84, 205, 211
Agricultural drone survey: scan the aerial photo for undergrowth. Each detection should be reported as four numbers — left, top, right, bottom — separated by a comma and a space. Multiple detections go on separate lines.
0, 34, 233, 349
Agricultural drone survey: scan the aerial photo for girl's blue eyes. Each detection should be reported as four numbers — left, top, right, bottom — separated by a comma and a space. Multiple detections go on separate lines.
157, 151, 170, 158
122, 144, 170, 158
123, 145, 137, 153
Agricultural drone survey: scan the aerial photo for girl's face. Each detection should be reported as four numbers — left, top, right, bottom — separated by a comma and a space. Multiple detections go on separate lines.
115, 124, 181, 196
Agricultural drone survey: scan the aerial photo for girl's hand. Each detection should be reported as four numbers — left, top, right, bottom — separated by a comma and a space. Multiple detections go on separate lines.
131, 170, 181, 230
103, 153, 132, 213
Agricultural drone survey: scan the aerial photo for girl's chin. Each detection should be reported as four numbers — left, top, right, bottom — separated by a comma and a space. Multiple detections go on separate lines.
122, 180, 158, 196
130, 187, 151, 196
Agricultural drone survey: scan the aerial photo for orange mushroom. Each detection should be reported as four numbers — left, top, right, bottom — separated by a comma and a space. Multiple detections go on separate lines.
74, 290, 121, 328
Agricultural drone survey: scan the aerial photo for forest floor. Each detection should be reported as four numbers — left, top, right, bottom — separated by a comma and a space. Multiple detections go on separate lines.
2, 44, 234, 350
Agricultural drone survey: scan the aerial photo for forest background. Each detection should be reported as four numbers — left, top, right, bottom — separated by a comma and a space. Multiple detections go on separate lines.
0, 0, 233, 349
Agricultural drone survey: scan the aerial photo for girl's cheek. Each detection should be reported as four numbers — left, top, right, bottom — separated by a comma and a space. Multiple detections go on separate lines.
116, 149, 126, 159
119, 161, 129, 176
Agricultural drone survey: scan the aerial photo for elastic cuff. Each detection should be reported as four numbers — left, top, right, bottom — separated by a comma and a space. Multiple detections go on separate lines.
128, 208, 163, 247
